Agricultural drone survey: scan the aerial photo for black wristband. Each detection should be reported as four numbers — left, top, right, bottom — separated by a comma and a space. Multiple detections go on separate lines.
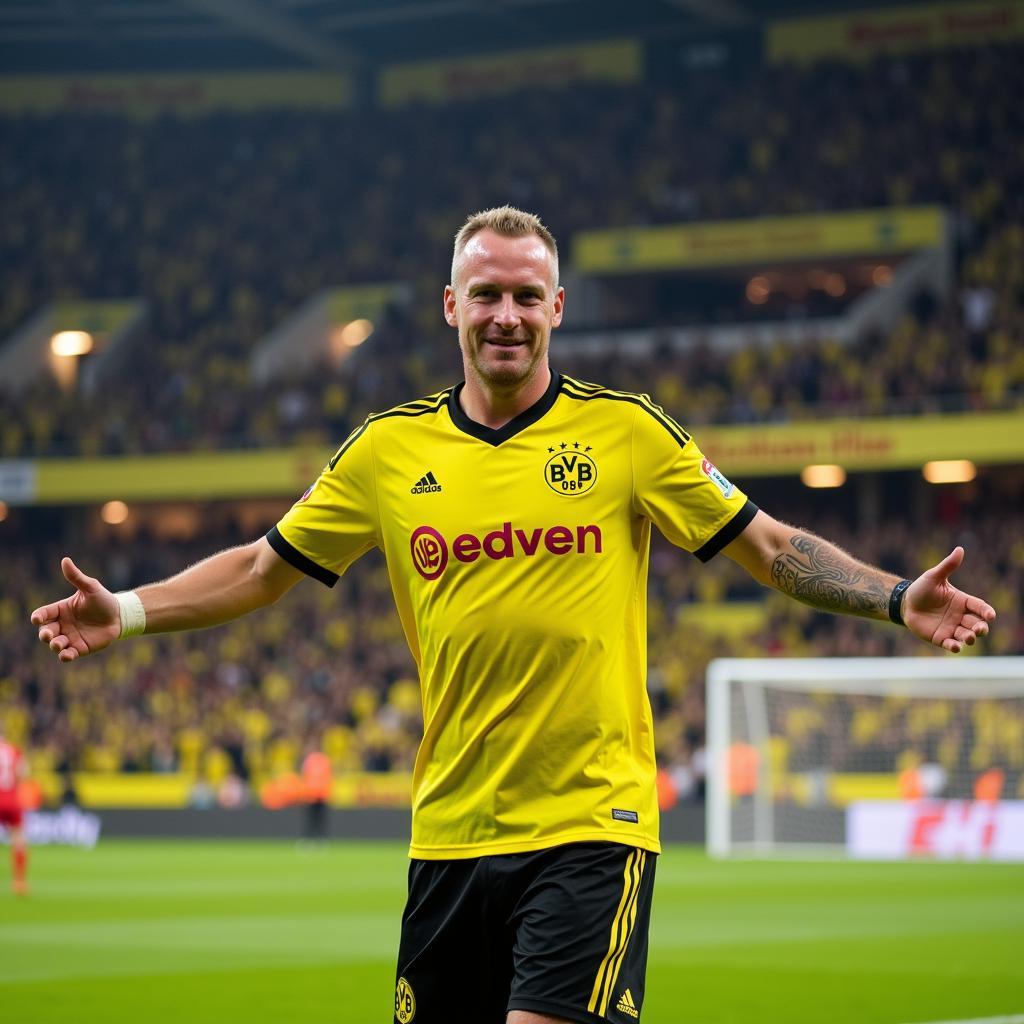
888, 579, 912, 625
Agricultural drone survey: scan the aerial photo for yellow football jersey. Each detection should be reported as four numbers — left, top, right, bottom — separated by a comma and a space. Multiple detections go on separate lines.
269, 372, 755, 859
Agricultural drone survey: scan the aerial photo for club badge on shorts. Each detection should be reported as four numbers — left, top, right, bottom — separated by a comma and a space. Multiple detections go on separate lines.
395, 976, 416, 1023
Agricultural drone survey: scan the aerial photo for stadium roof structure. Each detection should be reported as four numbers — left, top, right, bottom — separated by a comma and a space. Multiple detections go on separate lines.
1, 0, 940, 74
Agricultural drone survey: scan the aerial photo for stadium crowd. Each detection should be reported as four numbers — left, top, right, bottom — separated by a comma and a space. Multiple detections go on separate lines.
3, 38, 1023, 806
1, 43, 1023, 456
3, 492, 1021, 801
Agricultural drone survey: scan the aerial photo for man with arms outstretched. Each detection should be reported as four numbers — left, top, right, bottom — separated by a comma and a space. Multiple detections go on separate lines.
32, 206, 996, 1024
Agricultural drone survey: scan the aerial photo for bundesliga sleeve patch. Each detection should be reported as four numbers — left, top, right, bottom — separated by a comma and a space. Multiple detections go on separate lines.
700, 457, 734, 499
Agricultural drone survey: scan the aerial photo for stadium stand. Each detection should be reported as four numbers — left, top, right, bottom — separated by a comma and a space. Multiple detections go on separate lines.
2, 43, 1023, 456
2, 35, 1022, 808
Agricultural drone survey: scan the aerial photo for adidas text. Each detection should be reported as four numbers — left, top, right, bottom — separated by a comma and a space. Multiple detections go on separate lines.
411, 471, 442, 495
616, 989, 639, 1019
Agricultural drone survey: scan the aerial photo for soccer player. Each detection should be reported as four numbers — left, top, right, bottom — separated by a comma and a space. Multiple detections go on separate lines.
0, 725, 29, 896
31, 207, 996, 1024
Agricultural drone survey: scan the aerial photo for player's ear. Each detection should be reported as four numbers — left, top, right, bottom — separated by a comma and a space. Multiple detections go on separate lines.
443, 285, 458, 327
551, 286, 565, 329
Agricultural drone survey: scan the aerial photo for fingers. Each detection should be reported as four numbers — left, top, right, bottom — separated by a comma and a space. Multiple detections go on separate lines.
965, 594, 997, 622
48, 634, 71, 654
942, 637, 963, 654
61, 556, 100, 594
37, 626, 82, 662
30, 601, 61, 627
961, 612, 990, 638
953, 625, 977, 647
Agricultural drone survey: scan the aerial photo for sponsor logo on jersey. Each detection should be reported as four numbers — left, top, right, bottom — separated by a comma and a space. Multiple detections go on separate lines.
395, 976, 416, 1023
410, 521, 603, 581
700, 457, 734, 499
616, 988, 639, 1019
544, 442, 597, 496
410, 471, 442, 495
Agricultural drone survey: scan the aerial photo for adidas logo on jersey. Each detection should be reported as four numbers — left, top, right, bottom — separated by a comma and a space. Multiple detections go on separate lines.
616, 988, 639, 1019
411, 471, 442, 494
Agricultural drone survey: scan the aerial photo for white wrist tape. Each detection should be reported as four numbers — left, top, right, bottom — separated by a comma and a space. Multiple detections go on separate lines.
115, 591, 147, 638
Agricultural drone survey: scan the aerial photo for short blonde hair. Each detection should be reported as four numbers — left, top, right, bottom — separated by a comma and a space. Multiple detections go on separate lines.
451, 205, 559, 287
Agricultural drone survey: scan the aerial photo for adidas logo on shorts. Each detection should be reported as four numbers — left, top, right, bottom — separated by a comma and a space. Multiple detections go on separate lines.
616, 987, 639, 1018
411, 471, 442, 494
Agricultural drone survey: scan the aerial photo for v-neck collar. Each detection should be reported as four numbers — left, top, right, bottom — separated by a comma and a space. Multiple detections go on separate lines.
448, 371, 562, 446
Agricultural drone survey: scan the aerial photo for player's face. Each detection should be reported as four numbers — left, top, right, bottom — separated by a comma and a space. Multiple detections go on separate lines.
444, 230, 564, 391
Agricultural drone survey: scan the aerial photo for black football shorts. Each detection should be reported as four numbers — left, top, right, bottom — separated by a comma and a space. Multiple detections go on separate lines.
393, 840, 657, 1024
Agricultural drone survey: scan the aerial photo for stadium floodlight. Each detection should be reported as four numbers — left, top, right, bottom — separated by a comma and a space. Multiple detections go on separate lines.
923, 459, 977, 484
706, 657, 1024, 859
51, 330, 93, 357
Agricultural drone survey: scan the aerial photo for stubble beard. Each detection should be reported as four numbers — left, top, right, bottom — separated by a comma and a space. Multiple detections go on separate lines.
464, 331, 548, 394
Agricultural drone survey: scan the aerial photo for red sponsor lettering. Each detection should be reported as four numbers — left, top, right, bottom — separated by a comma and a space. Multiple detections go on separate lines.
909, 807, 945, 852
411, 522, 602, 580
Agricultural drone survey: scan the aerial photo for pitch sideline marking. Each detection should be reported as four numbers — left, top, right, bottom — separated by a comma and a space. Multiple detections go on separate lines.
900, 1016, 1024, 1024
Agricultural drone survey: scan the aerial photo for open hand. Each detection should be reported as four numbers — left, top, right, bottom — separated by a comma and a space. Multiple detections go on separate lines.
30, 558, 120, 663
903, 547, 996, 654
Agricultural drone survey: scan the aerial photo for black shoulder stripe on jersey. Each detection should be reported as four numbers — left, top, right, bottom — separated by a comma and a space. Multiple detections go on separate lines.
327, 421, 369, 471
560, 381, 691, 449
560, 374, 604, 392
368, 391, 451, 423
693, 498, 759, 563
327, 392, 451, 470
266, 526, 339, 588
372, 398, 450, 421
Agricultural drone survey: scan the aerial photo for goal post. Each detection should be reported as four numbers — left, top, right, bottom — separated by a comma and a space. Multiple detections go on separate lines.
706, 657, 1024, 859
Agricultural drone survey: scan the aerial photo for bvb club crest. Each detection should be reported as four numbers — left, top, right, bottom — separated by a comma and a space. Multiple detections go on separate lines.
395, 976, 416, 1023
544, 442, 597, 496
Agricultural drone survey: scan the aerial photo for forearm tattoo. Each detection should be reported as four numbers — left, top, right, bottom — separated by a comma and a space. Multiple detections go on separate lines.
770, 533, 890, 617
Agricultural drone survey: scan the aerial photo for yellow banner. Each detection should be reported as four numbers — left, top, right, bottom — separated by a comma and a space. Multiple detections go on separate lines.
5, 408, 1021, 505
52, 299, 139, 336
327, 283, 403, 326
331, 772, 411, 808
0, 72, 352, 117
31, 447, 328, 504
379, 39, 641, 107
768, 1, 1024, 63
34, 772, 410, 809
574, 206, 944, 273
698, 410, 1024, 476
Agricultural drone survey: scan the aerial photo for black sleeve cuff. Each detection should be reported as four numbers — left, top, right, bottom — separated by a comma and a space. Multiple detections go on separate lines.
266, 526, 339, 588
693, 498, 759, 563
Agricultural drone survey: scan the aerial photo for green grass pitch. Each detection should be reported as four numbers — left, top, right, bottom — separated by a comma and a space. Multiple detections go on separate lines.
1, 840, 1022, 1023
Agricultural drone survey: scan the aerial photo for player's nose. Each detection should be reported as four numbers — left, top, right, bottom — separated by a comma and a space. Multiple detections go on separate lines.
493, 295, 521, 328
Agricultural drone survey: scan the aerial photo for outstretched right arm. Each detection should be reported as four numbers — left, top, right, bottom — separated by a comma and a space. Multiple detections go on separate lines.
30, 537, 304, 663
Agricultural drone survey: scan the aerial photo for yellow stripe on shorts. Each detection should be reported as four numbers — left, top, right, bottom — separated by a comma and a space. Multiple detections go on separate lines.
600, 850, 646, 1015
587, 848, 644, 1015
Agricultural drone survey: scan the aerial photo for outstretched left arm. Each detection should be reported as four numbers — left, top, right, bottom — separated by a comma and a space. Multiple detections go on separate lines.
723, 510, 996, 653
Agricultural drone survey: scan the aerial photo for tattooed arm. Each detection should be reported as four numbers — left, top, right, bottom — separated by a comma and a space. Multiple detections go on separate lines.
723, 510, 996, 653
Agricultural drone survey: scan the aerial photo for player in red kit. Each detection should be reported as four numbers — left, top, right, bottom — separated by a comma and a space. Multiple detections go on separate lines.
0, 727, 29, 896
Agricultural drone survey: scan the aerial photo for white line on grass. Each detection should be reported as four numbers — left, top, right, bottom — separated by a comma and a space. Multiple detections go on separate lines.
900, 1016, 1024, 1024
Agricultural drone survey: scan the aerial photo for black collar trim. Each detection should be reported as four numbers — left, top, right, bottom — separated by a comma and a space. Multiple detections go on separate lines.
448, 371, 562, 446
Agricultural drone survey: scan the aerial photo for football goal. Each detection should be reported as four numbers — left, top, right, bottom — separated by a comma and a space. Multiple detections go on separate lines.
706, 657, 1024, 859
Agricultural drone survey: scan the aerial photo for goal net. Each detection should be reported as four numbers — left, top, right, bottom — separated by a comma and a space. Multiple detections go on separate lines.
706, 657, 1024, 859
